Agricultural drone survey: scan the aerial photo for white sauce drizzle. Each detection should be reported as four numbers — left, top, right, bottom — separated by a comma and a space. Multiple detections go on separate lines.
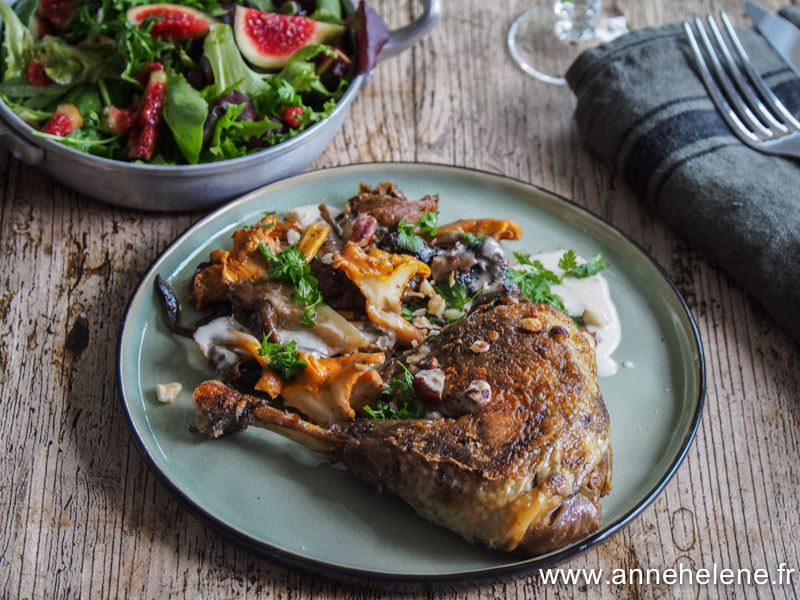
284, 203, 342, 228
521, 251, 621, 377
194, 316, 259, 373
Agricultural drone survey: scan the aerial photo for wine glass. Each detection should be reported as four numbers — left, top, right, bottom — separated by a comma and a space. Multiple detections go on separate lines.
508, 0, 628, 85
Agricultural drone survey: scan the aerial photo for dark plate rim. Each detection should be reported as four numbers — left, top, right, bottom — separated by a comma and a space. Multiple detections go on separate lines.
116, 161, 706, 584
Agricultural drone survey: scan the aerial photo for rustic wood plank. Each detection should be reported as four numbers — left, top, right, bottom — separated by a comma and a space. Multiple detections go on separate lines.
1, 0, 798, 598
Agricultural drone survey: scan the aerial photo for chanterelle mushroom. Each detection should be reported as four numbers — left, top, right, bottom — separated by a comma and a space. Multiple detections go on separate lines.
332, 242, 431, 347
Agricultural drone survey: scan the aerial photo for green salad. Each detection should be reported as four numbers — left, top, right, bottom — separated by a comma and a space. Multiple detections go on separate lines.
0, 0, 387, 164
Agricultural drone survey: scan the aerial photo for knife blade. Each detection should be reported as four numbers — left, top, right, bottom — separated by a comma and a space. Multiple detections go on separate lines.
745, 1, 800, 77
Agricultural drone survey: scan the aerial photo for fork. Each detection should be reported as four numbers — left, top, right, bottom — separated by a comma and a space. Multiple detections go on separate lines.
684, 12, 800, 159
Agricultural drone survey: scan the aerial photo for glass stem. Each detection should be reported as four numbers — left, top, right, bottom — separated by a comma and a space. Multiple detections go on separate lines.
554, 0, 602, 41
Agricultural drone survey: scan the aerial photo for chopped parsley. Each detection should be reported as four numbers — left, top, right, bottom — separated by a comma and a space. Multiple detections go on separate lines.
416, 211, 439, 237
435, 280, 481, 313
259, 243, 325, 327
364, 362, 423, 420
507, 250, 610, 318
401, 302, 427, 323
459, 232, 488, 244
558, 249, 610, 279
395, 211, 439, 254
396, 218, 426, 254
258, 332, 307, 379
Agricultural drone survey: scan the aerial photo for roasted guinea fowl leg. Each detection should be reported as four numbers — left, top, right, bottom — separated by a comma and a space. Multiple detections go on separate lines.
192, 300, 612, 555
192, 379, 345, 455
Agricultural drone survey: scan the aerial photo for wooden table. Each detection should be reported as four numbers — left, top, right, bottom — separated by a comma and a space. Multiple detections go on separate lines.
3, 1, 798, 597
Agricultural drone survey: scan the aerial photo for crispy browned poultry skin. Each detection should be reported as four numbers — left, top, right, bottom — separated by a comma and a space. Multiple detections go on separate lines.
192, 301, 611, 555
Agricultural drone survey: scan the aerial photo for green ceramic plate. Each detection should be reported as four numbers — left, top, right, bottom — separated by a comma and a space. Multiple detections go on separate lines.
118, 163, 704, 581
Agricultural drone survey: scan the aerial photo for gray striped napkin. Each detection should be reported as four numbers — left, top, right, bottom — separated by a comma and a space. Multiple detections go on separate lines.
566, 7, 800, 344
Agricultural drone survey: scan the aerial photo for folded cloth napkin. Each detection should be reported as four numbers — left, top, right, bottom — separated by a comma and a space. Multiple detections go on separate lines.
566, 7, 800, 344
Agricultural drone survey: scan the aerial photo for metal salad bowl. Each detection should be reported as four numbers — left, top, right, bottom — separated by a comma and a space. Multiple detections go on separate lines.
0, 0, 440, 211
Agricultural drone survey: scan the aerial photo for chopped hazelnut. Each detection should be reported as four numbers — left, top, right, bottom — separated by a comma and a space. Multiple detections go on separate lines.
463, 379, 491, 406
156, 382, 182, 404
427, 294, 446, 317
351, 215, 377, 246
420, 279, 435, 297
443, 308, 463, 321
413, 368, 446, 403
412, 316, 433, 330
520, 317, 543, 332
582, 308, 605, 327
470, 340, 490, 353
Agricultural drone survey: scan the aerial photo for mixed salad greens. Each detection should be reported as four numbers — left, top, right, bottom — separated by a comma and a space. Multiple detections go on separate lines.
0, 0, 387, 164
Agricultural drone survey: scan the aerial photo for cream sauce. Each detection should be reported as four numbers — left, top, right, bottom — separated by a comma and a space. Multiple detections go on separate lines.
520, 251, 621, 377
284, 203, 342, 228
193, 316, 259, 374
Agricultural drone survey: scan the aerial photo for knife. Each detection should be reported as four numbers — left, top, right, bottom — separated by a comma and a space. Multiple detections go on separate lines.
745, 1, 800, 77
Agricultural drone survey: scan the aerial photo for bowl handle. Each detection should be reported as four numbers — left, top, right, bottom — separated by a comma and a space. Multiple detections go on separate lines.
0, 117, 44, 165
378, 0, 441, 62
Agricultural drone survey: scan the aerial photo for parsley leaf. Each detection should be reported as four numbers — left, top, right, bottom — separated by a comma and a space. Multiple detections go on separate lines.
259, 242, 325, 327
258, 332, 307, 379
401, 302, 427, 323
435, 280, 480, 312
395, 212, 440, 254
507, 250, 610, 315
396, 218, 426, 254
401, 305, 414, 322
563, 253, 610, 279
506, 265, 566, 312
364, 363, 423, 420
557, 249, 579, 272
459, 232, 488, 244
416, 211, 439, 237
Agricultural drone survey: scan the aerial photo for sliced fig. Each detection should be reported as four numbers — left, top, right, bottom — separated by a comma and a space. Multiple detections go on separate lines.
102, 106, 137, 136
127, 4, 217, 41
42, 103, 83, 137
37, 0, 71, 31
233, 6, 344, 70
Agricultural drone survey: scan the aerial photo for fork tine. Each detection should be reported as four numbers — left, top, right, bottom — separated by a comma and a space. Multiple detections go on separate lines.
693, 17, 774, 137
707, 14, 788, 133
684, 22, 761, 144
719, 10, 800, 131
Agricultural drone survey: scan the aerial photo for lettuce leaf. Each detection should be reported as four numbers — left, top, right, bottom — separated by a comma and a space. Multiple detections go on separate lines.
163, 69, 208, 164
203, 102, 279, 162
247, 0, 276, 11
311, 0, 342, 24
203, 23, 271, 98
0, 1, 33, 80
34, 36, 107, 85
277, 44, 337, 96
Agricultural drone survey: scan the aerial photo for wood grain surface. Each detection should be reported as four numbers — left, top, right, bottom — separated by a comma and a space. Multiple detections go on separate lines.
2, 1, 799, 598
